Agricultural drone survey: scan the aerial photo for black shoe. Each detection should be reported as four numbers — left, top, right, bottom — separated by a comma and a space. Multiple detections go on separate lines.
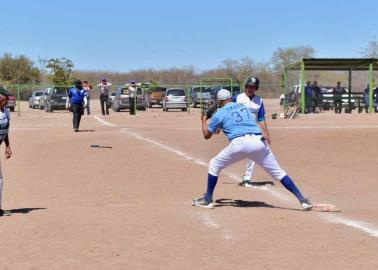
0, 209, 12, 216
74, 128, 78, 132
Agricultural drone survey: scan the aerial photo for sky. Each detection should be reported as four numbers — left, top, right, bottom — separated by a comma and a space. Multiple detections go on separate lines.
1, 0, 377, 73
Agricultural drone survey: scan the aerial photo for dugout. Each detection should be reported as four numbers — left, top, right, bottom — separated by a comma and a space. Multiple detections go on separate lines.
286, 58, 378, 113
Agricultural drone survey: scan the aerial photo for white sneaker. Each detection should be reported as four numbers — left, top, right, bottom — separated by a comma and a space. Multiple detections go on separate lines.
301, 198, 313, 211
192, 197, 215, 209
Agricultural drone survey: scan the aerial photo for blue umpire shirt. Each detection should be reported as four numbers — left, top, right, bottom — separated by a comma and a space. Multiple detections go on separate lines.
208, 102, 262, 141
68, 87, 87, 104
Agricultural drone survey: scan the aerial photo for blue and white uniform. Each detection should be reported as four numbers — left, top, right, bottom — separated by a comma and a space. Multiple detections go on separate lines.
234, 93, 266, 182
0, 108, 10, 209
207, 102, 285, 180
193, 89, 310, 210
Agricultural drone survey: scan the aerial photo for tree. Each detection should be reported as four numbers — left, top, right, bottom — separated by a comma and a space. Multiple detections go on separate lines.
0, 53, 40, 83
221, 57, 256, 84
46, 58, 74, 86
360, 37, 378, 58
271, 45, 315, 71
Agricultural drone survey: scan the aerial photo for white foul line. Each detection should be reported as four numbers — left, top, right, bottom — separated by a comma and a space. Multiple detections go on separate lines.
94, 117, 378, 239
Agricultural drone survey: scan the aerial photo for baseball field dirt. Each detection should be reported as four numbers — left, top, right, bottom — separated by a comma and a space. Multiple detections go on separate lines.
1, 100, 378, 269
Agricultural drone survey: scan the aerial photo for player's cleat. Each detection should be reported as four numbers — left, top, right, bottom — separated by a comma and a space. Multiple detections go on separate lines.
0, 209, 12, 216
192, 197, 215, 209
239, 180, 255, 188
301, 198, 313, 211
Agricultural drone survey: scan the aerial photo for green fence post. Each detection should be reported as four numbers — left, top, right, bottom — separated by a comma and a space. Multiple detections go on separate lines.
300, 60, 305, 113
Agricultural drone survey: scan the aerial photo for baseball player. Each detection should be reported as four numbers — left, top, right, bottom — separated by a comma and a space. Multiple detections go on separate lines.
234, 77, 270, 187
192, 89, 312, 210
0, 88, 12, 216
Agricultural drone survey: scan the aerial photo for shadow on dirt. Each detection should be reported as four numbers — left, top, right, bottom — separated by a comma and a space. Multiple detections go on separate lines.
215, 199, 275, 208
9, 207, 46, 215
222, 180, 274, 186
214, 199, 300, 211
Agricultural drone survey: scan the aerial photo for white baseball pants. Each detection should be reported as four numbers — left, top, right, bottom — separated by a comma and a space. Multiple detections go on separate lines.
208, 134, 286, 180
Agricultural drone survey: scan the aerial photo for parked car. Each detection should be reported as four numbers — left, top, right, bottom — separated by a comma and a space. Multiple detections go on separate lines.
0, 86, 16, 112
44, 87, 69, 112
190, 86, 212, 108
107, 92, 116, 108
29, 90, 45, 109
209, 85, 241, 104
148, 87, 166, 108
6, 93, 16, 112
37, 88, 51, 110
113, 86, 148, 112
162, 88, 188, 111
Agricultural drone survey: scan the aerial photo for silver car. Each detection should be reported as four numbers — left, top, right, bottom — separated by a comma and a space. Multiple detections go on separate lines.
162, 88, 188, 111
113, 87, 148, 112
29, 90, 45, 109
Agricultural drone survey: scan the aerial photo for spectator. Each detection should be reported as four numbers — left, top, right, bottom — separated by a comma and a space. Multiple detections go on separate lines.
363, 84, 370, 113
97, 78, 111, 115
312, 81, 322, 112
374, 87, 378, 113
332, 81, 346, 114
304, 81, 313, 113
128, 81, 137, 115
83, 80, 92, 115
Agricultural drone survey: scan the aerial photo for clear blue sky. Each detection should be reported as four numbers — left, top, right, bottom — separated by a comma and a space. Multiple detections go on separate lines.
1, 0, 377, 72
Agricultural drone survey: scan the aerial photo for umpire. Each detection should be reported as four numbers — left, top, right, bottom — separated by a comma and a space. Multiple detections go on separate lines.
68, 80, 87, 132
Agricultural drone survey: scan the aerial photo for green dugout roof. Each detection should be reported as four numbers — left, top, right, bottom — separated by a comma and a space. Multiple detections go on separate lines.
288, 58, 378, 71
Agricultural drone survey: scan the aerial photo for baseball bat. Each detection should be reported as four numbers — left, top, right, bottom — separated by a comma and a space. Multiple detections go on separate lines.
90, 144, 113, 149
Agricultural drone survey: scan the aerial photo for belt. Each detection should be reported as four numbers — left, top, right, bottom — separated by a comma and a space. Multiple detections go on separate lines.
232, 133, 262, 140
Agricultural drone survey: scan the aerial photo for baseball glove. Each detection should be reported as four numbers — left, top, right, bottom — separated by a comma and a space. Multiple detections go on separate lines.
201, 102, 217, 119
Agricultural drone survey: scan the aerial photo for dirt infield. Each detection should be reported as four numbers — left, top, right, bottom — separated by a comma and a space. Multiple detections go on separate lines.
1, 100, 378, 269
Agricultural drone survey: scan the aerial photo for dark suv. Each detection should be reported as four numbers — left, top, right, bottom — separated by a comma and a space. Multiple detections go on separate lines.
44, 87, 69, 112
209, 85, 241, 104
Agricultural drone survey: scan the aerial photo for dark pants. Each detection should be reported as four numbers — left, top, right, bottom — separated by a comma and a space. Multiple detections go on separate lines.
129, 97, 136, 115
86, 97, 90, 115
334, 98, 342, 113
100, 95, 109, 115
72, 103, 83, 130
305, 97, 313, 113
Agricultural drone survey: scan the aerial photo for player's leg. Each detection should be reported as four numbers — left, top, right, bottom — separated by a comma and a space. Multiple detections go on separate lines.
0, 161, 10, 216
192, 139, 246, 208
250, 140, 312, 210
240, 160, 255, 187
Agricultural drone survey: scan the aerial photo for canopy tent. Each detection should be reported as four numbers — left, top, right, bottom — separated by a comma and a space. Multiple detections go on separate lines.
286, 58, 378, 113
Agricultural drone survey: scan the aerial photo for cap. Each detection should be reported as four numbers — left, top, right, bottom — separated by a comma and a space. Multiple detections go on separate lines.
130, 80, 136, 84
0, 86, 11, 96
217, 89, 231, 101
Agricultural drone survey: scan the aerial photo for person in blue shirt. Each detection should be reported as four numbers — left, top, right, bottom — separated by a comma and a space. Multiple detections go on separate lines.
192, 89, 312, 211
304, 81, 313, 113
68, 80, 87, 132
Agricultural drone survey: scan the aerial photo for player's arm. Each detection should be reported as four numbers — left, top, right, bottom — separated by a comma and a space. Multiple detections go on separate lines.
257, 102, 271, 144
4, 134, 11, 159
201, 115, 213, 140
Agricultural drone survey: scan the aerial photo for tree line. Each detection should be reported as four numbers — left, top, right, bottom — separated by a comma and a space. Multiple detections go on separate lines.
1, 38, 378, 98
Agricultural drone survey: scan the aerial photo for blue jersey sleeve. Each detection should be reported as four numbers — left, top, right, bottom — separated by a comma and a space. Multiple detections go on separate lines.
208, 115, 222, 133
257, 102, 265, 122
